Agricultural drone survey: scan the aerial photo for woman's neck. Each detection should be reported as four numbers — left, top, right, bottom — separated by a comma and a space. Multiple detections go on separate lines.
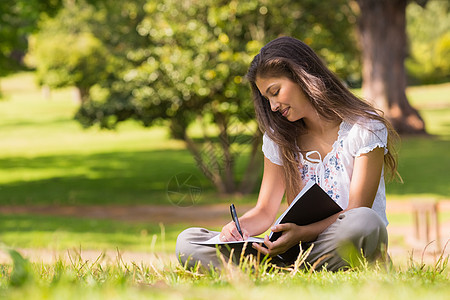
303, 115, 341, 137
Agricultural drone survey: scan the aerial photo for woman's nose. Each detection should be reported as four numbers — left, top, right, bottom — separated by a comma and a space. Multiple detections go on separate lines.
270, 100, 280, 112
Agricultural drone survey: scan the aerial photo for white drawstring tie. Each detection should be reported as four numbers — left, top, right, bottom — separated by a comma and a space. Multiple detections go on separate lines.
305, 150, 325, 186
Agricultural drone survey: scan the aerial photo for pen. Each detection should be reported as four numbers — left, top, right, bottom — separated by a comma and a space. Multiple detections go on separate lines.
230, 204, 244, 239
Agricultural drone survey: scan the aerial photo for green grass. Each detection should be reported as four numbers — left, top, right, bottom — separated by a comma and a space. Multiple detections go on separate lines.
0, 73, 450, 299
0, 248, 448, 300
387, 137, 450, 199
0, 210, 445, 256
0, 73, 260, 206
0, 73, 209, 205
1, 73, 449, 205
0, 72, 449, 249
0, 214, 193, 253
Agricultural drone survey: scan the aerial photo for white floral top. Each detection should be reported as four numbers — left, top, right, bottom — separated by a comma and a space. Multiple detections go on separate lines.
262, 118, 389, 226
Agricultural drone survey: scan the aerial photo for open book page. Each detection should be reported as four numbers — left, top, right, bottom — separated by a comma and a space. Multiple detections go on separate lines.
191, 234, 264, 245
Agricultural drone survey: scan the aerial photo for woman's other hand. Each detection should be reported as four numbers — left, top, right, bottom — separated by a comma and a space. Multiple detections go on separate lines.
251, 223, 307, 257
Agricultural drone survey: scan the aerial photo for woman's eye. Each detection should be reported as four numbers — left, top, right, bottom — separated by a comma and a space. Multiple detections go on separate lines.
273, 90, 279, 96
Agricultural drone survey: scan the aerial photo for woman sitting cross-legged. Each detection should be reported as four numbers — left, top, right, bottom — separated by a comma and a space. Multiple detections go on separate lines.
176, 36, 399, 271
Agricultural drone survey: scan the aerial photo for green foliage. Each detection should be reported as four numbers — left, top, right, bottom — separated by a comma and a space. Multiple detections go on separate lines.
75, 0, 359, 130
26, 1, 112, 101
6, 249, 33, 287
18, 0, 361, 194
69, 0, 359, 194
0, 0, 62, 77
28, 32, 108, 91
406, 0, 450, 84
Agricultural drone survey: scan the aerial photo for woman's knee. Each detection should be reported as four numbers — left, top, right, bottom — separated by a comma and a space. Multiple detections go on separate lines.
338, 207, 385, 236
335, 207, 388, 258
175, 227, 201, 258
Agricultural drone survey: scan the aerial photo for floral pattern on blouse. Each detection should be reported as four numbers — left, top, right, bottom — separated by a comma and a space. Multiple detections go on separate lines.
262, 118, 390, 226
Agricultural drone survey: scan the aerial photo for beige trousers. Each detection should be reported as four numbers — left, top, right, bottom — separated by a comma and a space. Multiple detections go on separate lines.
176, 207, 389, 271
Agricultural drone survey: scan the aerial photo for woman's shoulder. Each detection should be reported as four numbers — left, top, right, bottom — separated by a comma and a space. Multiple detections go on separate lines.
346, 115, 387, 135
343, 115, 388, 156
262, 132, 283, 165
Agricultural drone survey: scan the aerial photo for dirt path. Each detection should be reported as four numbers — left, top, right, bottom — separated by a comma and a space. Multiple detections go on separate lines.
0, 203, 257, 226
1, 201, 449, 224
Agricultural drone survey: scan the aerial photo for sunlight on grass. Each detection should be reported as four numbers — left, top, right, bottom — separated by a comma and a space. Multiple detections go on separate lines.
1, 72, 449, 205
0, 72, 449, 299
0, 214, 184, 252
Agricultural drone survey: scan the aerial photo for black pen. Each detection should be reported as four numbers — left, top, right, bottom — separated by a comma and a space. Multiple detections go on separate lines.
230, 204, 244, 239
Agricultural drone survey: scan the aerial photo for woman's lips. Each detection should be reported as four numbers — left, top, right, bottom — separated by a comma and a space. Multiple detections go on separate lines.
281, 107, 290, 117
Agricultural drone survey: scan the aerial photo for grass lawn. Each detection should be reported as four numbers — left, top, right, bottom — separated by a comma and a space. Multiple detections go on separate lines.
1, 73, 449, 206
0, 72, 449, 246
0, 246, 449, 299
0, 73, 449, 298
0, 214, 186, 253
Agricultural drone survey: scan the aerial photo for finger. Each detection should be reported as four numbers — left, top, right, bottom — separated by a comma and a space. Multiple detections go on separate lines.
242, 229, 250, 240
229, 227, 243, 241
263, 235, 274, 249
219, 232, 229, 242
220, 227, 233, 242
252, 243, 269, 256
271, 223, 289, 232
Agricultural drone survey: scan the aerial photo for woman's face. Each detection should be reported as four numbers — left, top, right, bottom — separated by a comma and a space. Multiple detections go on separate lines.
255, 76, 313, 122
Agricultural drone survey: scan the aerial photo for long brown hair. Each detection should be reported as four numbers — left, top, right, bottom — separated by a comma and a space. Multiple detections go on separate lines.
246, 36, 400, 201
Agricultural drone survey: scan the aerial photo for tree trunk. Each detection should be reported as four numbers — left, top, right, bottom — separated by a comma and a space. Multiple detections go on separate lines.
239, 130, 263, 194
215, 112, 236, 194
73, 86, 90, 103
169, 117, 188, 140
357, 0, 426, 134
183, 115, 262, 196
184, 134, 227, 195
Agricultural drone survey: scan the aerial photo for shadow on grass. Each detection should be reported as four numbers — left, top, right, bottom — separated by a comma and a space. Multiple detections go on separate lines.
0, 149, 214, 205
0, 118, 73, 129
0, 136, 448, 206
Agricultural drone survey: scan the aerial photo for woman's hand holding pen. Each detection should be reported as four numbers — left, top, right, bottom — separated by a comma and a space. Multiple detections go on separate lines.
219, 221, 250, 242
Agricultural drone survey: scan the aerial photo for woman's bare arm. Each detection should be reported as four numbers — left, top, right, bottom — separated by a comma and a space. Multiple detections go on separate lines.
220, 157, 286, 241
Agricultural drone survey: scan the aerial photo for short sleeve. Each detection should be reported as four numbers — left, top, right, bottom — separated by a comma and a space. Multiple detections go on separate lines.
262, 132, 283, 165
347, 119, 388, 157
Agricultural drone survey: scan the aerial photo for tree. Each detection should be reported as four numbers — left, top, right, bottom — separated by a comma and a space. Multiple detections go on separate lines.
75, 0, 359, 195
0, 0, 62, 97
28, 31, 110, 102
356, 0, 427, 134
406, 0, 450, 84
26, 1, 115, 102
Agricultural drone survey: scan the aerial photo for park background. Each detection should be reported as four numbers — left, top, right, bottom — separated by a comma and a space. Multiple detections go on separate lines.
0, 0, 449, 299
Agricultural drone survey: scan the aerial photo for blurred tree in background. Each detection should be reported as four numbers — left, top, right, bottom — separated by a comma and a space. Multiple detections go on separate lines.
406, 0, 450, 84
0, 0, 61, 76
7, 0, 449, 194
70, 0, 358, 194
25, 0, 148, 103
355, 0, 447, 134
0, 0, 62, 97
356, 0, 429, 134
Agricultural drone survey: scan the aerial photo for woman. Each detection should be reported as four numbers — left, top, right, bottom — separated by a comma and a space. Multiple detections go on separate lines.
176, 36, 399, 271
